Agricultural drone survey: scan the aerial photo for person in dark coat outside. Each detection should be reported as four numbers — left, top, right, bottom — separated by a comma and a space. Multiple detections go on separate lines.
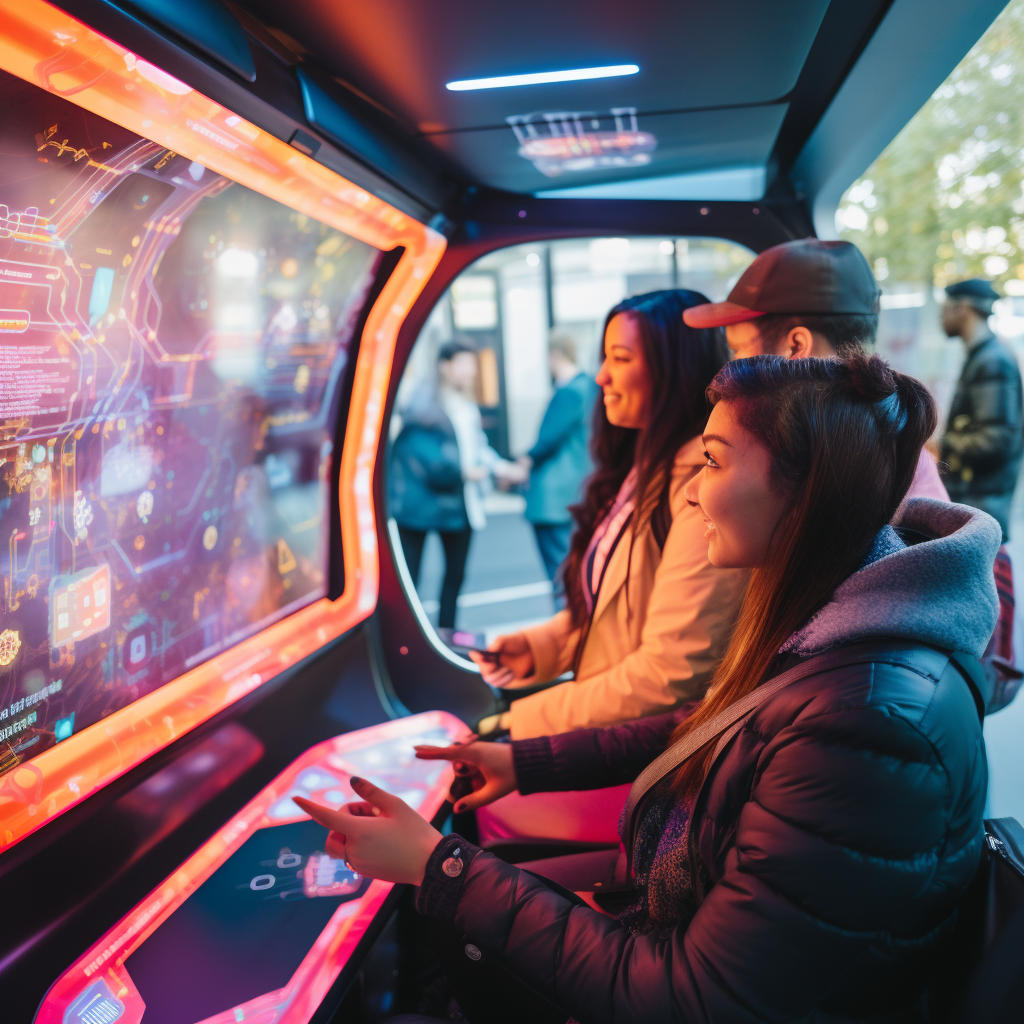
389, 340, 521, 629
940, 277, 1024, 541
518, 333, 598, 592
298, 354, 997, 1024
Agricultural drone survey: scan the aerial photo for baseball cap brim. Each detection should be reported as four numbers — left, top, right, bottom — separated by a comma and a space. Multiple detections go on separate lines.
683, 302, 767, 329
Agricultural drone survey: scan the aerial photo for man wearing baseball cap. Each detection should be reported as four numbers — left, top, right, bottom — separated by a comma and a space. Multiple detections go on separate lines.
683, 237, 880, 359
939, 278, 1023, 542
683, 237, 948, 499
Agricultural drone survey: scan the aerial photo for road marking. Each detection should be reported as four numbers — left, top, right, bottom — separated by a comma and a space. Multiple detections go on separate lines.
419, 579, 553, 613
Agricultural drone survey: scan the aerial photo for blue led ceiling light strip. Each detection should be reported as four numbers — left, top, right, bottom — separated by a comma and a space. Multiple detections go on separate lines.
446, 64, 639, 91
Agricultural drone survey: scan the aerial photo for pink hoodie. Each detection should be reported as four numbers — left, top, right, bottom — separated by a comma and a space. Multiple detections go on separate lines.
909, 449, 950, 502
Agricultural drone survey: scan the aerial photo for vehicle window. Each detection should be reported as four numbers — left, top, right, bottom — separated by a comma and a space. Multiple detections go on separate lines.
389, 236, 752, 647
835, 0, 1024, 824
0, 67, 381, 778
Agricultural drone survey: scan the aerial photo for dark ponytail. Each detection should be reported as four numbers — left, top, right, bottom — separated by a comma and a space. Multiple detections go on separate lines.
671, 354, 937, 797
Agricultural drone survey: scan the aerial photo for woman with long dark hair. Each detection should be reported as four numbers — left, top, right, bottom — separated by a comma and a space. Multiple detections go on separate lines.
471, 289, 747, 847
299, 354, 997, 1024
473, 290, 748, 745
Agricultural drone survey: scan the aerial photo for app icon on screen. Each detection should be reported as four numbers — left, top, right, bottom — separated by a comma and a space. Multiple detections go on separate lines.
130, 635, 146, 664
54, 713, 75, 742
296, 768, 339, 792
123, 627, 151, 671
302, 853, 361, 898
50, 565, 111, 649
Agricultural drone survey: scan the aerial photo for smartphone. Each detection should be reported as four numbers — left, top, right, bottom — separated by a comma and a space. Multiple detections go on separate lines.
467, 647, 502, 665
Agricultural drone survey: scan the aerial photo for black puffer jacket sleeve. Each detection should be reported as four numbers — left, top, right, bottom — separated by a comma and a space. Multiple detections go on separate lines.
417, 669, 983, 1023
512, 708, 686, 794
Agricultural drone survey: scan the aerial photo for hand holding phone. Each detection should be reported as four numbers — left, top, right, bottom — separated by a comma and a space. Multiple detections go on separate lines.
467, 647, 502, 664
469, 633, 535, 688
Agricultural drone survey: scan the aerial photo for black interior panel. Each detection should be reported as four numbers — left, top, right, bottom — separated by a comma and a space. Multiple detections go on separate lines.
239, 0, 829, 133
122, 0, 257, 80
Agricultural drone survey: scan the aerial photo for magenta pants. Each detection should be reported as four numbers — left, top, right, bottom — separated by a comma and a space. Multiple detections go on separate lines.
476, 784, 632, 846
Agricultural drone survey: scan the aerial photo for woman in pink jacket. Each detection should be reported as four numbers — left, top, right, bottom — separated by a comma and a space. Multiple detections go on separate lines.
471, 290, 748, 844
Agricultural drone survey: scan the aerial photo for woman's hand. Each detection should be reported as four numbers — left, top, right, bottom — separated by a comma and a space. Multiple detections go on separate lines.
494, 461, 528, 486
414, 740, 517, 812
293, 778, 443, 886
469, 632, 535, 688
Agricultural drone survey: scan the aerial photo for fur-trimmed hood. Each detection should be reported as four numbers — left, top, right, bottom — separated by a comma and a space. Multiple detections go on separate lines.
781, 498, 1001, 658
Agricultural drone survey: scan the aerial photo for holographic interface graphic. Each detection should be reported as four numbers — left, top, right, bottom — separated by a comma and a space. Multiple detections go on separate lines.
0, 69, 381, 781
507, 107, 656, 177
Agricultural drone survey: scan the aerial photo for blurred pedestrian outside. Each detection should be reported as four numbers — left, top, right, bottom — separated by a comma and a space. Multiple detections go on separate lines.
940, 278, 1024, 541
518, 334, 599, 601
389, 339, 525, 628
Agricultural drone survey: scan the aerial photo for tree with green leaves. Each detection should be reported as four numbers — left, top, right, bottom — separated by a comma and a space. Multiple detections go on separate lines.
838, 0, 1024, 295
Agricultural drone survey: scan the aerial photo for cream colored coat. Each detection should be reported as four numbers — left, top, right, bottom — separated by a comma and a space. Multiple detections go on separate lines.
508, 436, 749, 739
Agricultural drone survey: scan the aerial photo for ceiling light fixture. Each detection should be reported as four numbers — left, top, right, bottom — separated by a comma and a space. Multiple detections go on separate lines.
446, 64, 639, 92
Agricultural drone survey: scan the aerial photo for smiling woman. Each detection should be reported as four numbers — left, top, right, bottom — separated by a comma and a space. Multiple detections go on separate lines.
388, 235, 753, 651
595, 313, 654, 428
687, 402, 789, 568
473, 289, 746, 743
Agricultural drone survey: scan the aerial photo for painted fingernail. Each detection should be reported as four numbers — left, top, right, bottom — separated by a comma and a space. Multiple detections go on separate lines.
454, 802, 464, 813
350, 776, 363, 785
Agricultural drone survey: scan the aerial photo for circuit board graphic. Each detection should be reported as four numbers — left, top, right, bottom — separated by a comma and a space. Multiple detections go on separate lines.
0, 69, 381, 779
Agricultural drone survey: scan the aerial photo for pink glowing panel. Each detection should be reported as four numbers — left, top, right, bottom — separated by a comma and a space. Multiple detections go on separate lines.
36, 711, 470, 1024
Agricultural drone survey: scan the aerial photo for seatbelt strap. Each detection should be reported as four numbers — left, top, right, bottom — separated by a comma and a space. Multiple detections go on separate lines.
621, 642, 962, 873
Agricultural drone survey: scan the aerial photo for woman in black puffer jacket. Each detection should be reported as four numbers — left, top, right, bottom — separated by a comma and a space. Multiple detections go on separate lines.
298, 355, 999, 1024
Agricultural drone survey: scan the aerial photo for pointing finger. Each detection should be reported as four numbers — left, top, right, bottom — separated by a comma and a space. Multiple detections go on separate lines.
414, 744, 467, 762
348, 776, 404, 813
293, 796, 348, 831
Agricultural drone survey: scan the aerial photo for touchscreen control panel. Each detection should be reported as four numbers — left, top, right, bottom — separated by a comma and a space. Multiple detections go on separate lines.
35, 711, 469, 1024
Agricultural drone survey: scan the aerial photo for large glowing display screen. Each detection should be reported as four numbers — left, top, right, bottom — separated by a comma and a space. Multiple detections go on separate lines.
0, 68, 381, 782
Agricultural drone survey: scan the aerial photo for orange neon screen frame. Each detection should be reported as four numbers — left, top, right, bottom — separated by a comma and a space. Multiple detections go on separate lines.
0, 0, 446, 852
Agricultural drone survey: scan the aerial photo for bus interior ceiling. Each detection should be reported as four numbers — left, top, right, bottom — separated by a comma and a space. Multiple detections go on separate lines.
0, 0, 1020, 1022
